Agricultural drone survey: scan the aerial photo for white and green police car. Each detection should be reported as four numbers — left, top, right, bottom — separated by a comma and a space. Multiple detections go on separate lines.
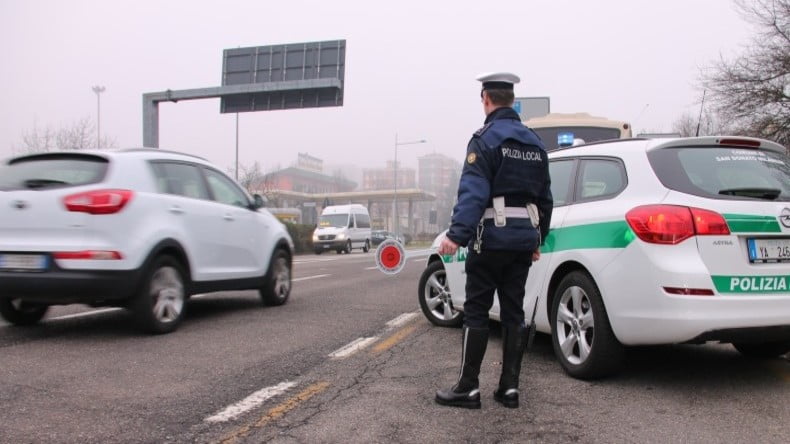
418, 136, 790, 379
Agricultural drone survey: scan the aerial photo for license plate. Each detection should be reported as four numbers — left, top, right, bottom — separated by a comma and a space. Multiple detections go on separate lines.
748, 238, 790, 263
0, 254, 48, 271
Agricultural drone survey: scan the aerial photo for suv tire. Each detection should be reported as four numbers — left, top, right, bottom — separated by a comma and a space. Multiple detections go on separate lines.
260, 249, 291, 306
131, 255, 186, 334
551, 271, 624, 379
0, 299, 49, 326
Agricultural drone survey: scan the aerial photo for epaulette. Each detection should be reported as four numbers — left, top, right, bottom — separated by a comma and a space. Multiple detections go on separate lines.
473, 122, 493, 137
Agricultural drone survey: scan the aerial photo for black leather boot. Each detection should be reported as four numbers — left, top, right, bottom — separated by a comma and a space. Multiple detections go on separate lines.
435, 326, 489, 409
493, 324, 527, 408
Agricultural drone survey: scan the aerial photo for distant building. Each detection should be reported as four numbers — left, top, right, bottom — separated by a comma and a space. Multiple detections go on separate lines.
257, 154, 356, 224
362, 161, 416, 190
418, 153, 460, 233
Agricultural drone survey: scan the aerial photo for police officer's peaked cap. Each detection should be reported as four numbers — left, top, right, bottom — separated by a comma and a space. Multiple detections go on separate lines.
476, 72, 520, 91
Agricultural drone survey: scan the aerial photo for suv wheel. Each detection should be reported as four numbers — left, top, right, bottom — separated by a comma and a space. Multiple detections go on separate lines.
733, 341, 790, 358
418, 260, 462, 327
132, 256, 186, 334
0, 299, 49, 326
551, 271, 624, 379
362, 240, 370, 253
260, 249, 291, 306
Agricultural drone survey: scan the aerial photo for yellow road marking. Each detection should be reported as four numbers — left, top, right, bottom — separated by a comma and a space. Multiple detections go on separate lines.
370, 324, 417, 354
219, 381, 330, 444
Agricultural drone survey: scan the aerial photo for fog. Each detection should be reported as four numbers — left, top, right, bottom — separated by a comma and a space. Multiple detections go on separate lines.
0, 0, 752, 176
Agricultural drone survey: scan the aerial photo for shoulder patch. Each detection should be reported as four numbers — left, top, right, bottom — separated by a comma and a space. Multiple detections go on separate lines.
466, 152, 477, 164
473, 122, 493, 137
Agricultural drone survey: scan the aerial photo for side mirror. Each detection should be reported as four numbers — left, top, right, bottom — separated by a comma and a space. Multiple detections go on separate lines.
252, 194, 267, 209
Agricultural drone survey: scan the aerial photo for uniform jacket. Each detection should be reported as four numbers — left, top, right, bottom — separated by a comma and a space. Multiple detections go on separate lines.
446, 107, 553, 251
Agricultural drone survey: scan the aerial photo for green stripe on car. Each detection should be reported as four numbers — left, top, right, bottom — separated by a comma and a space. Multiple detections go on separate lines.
712, 275, 790, 293
723, 213, 781, 233
541, 221, 635, 253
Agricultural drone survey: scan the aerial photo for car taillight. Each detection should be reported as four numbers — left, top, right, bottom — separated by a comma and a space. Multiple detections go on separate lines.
53, 250, 123, 260
718, 138, 760, 148
625, 205, 730, 245
63, 189, 133, 215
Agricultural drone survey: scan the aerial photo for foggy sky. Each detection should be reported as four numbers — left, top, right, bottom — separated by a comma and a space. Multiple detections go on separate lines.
0, 0, 753, 176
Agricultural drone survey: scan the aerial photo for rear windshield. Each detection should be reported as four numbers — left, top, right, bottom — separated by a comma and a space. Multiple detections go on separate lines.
648, 147, 790, 201
532, 126, 622, 150
0, 154, 108, 191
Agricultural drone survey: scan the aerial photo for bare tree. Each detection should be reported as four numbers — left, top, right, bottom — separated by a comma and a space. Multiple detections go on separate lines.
16, 116, 117, 153
236, 161, 264, 195
701, 0, 790, 145
671, 110, 725, 137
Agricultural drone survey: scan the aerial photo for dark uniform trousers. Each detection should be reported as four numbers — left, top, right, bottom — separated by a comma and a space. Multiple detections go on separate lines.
463, 249, 533, 329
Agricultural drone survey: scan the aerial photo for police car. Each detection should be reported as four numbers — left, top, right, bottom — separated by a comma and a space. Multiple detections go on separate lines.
418, 136, 790, 379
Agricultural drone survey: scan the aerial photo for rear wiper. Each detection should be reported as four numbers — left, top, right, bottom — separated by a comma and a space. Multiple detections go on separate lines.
23, 178, 68, 189
718, 187, 782, 200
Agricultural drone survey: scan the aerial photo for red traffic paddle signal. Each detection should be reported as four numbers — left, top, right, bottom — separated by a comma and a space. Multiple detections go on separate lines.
375, 239, 406, 275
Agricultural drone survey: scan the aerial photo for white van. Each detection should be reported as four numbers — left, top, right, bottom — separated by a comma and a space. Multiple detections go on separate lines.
312, 204, 372, 254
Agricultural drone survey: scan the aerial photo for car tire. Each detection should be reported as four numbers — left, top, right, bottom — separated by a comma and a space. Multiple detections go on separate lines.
131, 255, 186, 334
550, 271, 624, 379
260, 249, 291, 306
732, 341, 790, 358
418, 260, 462, 327
0, 298, 49, 326
314, 249, 323, 255
362, 240, 370, 253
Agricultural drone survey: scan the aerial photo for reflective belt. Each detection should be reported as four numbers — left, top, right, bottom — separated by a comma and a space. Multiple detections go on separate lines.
482, 207, 531, 219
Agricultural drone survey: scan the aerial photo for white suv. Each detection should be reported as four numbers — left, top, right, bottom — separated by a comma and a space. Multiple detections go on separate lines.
418, 136, 790, 379
0, 149, 294, 333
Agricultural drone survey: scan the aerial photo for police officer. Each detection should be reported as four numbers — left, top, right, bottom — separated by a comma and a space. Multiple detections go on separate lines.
435, 72, 552, 409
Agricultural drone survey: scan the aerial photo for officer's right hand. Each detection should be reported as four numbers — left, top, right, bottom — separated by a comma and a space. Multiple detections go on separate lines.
437, 237, 459, 256
532, 249, 541, 261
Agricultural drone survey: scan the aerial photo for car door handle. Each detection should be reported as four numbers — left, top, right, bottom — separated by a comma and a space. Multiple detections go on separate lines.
223, 214, 235, 221
169, 205, 184, 214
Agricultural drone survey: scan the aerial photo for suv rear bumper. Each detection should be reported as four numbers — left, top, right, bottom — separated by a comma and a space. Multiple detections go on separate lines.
0, 268, 141, 304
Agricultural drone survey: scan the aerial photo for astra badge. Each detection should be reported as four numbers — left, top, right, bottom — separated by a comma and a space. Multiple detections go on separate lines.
780, 208, 790, 228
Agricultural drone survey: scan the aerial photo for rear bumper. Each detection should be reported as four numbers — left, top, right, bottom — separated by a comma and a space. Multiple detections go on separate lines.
597, 239, 790, 345
0, 267, 141, 304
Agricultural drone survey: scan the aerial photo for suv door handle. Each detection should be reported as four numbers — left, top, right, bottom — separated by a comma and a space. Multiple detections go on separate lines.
169, 205, 184, 214
223, 214, 235, 221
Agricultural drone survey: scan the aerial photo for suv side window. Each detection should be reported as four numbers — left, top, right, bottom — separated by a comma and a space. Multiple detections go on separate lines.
548, 159, 576, 207
203, 168, 250, 208
150, 162, 210, 199
576, 158, 626, 201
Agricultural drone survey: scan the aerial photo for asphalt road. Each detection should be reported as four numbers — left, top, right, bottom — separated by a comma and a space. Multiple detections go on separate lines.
1, 250, 788, 443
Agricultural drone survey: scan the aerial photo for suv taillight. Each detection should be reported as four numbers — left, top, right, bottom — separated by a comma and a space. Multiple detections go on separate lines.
63, 189, 133, 215
625, 205, 730, 245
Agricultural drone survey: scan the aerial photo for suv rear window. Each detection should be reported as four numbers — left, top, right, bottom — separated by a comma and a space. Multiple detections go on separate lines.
0, 154, 108, 190
648, 147, 790, 201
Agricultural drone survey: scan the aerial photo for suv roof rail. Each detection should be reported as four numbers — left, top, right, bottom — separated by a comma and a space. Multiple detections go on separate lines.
546, 137, 647, 152
119, 147, 209, 161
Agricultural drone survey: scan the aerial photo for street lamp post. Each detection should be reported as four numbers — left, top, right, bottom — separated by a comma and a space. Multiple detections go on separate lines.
393, 133, 427, 237
92, 85, 106, 148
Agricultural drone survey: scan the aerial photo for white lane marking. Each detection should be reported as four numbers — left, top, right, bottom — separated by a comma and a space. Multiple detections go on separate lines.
328, 337, 379, 359
292, 274, 330, 282
205, 381, 297, 423
413, 258, 428, 262
386, 312, 418, 329
47, 308, 122, 321
364, 266, 378, 270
